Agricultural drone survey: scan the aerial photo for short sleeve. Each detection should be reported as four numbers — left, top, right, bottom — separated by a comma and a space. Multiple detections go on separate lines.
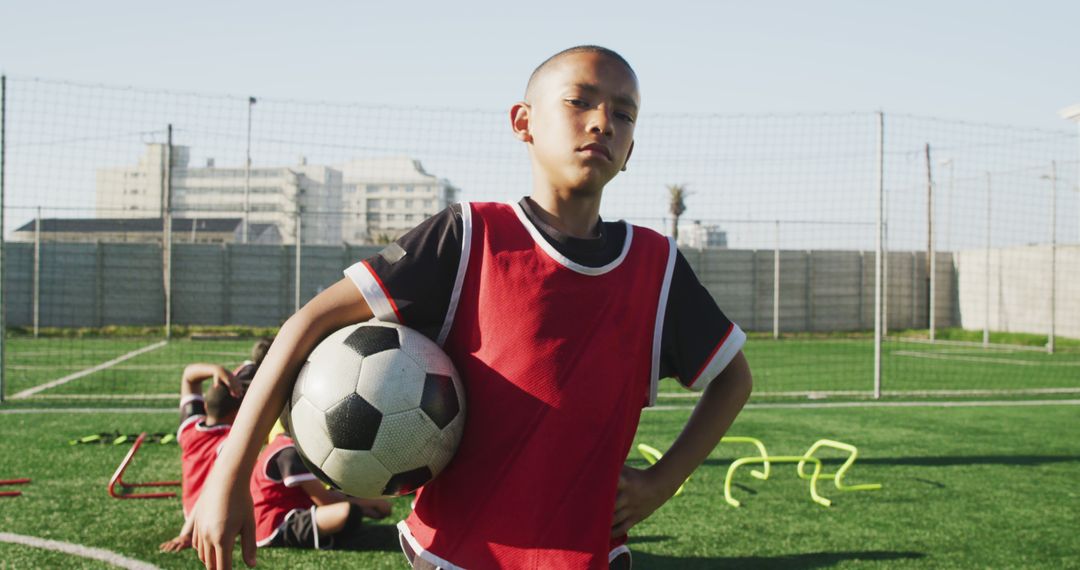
268, 446, 318, 488
344, 205, 463, 341
659, 251, 747, 391
179, 394, 206, 423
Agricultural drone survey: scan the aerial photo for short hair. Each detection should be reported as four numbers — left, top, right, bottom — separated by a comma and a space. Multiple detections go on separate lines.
525, 45, 637, 100
251, 337, 273, 366
205, 382, 241, 421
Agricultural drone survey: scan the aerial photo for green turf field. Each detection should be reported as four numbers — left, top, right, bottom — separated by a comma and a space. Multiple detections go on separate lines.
1, 402, 1077, 568
7, 331, 1080, 405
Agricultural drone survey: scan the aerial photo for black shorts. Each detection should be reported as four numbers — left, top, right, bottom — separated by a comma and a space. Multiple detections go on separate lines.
264, 507, 325, 549
265, 505, 366, 550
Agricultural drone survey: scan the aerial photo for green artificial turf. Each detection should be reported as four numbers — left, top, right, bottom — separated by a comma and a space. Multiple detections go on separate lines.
1, 402, 1077, 568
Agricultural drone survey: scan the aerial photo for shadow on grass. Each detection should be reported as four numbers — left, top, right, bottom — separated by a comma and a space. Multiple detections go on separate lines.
339, 523, 400, 552
633, 549, 925, 569
704, 455, 1080, 468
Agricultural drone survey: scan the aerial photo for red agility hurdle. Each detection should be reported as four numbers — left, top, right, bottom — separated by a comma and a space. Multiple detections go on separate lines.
108, 432, 180, 499
0, 478, 31, 497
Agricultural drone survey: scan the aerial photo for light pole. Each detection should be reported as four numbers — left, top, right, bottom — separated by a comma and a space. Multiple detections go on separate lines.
243, 96, 257, 244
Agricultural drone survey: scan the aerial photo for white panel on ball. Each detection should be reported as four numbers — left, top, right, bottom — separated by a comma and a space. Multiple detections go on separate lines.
289, 397, 336, 466
322, 448, 393, 498
355, 349, 425, 415
399, 329, 457, 377
301, 334, 365, 411
370, 408, 443, 474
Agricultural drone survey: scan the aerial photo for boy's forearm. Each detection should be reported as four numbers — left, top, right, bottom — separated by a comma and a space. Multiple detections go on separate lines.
207, 278, 373, 485
212, 314, 321, 480
650, 352, 752, 495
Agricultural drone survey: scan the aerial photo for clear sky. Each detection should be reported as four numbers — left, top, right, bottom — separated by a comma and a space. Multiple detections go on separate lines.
2, 0, 1077, 131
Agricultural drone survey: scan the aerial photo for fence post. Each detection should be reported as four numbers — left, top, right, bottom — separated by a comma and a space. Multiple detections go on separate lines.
773, 220, 780, 339
95, 241, 105, 327
1048, 161, 1057, 354
294, 208, 302, 313
983, 172, 991, 348
0, 75, 6, 402
33, 208, 41, 337
221, 243, 231, 325
163, 125, 173, 340
873, 111, 884, 400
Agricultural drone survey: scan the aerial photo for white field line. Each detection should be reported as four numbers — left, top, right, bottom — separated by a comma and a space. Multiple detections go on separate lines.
893, 350, 1080, 367
658, 387, 1080, 399
11, 341, 168, 399
0, 408, 173, 414
885, 336, 1049, 352
0, 532, 160, 570
647, 399, 1080, 411
30, 393, 176, 400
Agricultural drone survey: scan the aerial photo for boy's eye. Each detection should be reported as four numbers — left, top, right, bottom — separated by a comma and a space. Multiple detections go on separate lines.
616, 112, 635, 123
566, 98, 589, 108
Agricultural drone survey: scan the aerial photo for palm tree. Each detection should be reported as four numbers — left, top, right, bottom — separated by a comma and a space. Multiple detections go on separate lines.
668, 184, 687, 240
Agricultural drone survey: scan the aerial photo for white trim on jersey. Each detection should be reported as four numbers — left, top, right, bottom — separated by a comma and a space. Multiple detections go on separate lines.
176, 413, 203, 444
397, 520, 467, 570
437, 202, 473, 347
283, 473, 317, 488
178, 394, 203, 411
687, 324, 747, 392
649, 237, 678, 407
509, 201, 633, 276
344, 260, 401, 324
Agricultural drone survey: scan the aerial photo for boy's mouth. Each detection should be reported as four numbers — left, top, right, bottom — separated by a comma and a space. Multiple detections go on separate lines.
578, 143, 612, 161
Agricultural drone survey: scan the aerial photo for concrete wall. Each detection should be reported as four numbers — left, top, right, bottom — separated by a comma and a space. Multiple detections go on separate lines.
956, 244, 1080, 339
684, 248, 958, 333
2, 243, 979, 334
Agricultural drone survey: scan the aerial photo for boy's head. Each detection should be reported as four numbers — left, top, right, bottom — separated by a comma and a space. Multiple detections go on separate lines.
251, 337, 273, 366
512, 46, 640, 196
205, 382, 242, 424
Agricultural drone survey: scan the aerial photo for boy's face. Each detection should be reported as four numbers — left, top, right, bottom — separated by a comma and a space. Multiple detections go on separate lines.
514, 52, 639, 195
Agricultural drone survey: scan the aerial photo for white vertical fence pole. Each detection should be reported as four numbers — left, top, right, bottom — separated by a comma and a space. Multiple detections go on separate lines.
164, 125, 173, 340
773, 220, 780, 340
1048, 161, 1057, 355
33, 207, 40, 337
874, 111, 884, 400
983, 172, 991, 348
294, 208, 302, 313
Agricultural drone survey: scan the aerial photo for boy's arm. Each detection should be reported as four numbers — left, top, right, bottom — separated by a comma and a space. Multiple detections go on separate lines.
190, 278, 373, 570
611, 351, 752, 537
181, 363, 235, 399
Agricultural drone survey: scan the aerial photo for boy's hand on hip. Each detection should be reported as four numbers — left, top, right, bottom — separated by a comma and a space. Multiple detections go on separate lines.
611, 465, 674, 537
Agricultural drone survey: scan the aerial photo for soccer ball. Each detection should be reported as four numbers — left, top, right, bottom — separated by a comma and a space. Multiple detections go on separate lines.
284, 321, 466, 498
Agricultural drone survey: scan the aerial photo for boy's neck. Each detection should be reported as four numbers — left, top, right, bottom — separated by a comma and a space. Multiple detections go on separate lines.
527, 189, 602, 239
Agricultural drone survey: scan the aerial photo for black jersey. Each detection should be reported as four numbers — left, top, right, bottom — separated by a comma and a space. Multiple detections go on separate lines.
347, 197, 745, 392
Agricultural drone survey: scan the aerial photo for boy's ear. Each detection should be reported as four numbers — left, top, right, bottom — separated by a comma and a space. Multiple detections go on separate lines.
510, 102, 532, 143
621, 140, 635, 172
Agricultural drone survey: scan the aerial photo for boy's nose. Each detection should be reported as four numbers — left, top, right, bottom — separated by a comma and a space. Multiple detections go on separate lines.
589, 108, 614, 138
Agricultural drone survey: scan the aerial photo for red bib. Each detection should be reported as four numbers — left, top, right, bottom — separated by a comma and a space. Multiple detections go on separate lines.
402, 202, 675, 569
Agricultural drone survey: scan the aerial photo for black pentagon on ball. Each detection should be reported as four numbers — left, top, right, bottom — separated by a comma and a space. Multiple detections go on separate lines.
295, 447, 341, 491
343, 325, 400, 357
325, 393, 383, 450
420, 374, 460, 429
382, 466, 433, 496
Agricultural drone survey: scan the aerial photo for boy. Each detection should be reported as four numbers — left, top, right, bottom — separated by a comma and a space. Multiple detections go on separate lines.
192, 46, 752, 570
249, 429, 392, 550
159, 339, 271, 553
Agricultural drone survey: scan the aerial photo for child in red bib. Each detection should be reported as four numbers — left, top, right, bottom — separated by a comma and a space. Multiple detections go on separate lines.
191, 46, 753, 570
